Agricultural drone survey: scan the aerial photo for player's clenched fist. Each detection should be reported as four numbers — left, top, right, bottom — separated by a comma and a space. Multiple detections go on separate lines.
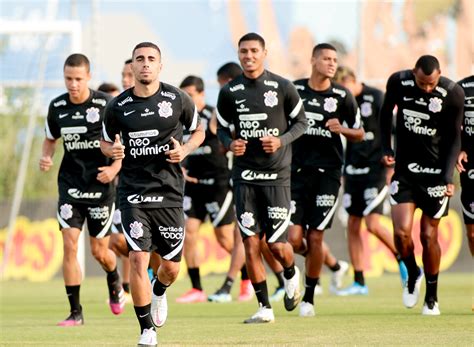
112, 134, 125, 160
39, 156, 53, 171
325, 118, 342, 134
230, 139, 248, 156
260, 136, 281, 154
166, 137, 186, 163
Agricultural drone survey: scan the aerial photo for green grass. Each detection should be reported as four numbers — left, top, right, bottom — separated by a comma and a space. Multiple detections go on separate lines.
1, 273, 472, 346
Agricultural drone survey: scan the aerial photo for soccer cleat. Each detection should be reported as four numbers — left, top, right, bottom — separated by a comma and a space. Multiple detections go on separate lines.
422, 301, 441, 316
403, 268, 424, 308
336, 282, 369, 296
137, 328, 157, 347
208, 289, 232, 303
330, 260, 349, 291
283, 266, 301, 311
299, 301, 315, 317
109, 284, 126, 315
399, 261, 408, 288
175, 288, 207, 303
238, 279, 254, 302
57, 310, 84, 327
269, 287, 285, 302
243, 304, 275, 324
151, 280, 167, 328
314, 284, 323, 296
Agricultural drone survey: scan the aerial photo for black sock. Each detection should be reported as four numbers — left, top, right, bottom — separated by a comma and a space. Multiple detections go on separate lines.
329, 261, 341, 272
65, 285, 81, 312
275, 271, 284, 288
252, 281, 271, 309
219, 276, 234, 293
283, 263, 296, 280
134, 304, 155, 333
240, 265, 249, 281
402, 254, 419, 292
188, 267, 202, 291
106, 267, 120, 286
302, 276, 319, 304
424, 273, 439, 303
354, 271, 365, 286
122, 282, 130, 294
153, 278, 169, 296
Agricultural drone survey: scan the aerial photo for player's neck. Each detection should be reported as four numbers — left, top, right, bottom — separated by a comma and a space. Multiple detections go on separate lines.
133, 80, 160, 98
69, 88, 91, 104
243, 68, 264, 80
308, 74, 331, 91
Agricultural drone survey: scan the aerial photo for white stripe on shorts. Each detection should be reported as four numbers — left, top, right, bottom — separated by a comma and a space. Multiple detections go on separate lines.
122, 222, 141, 251
462, 205, 474, 220
389, 196, 398, 205
57, 212, 71, 229
317, 198, 339, 230
162, 232, 185, 261
211, 190, 233, 227
268, 211, 291, 243
237, 220, 255, 237
363, 186, 388, 216
433, 197, 449, 219
95, 203, 115, 239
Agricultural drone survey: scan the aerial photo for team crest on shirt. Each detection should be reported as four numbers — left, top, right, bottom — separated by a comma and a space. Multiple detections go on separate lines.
263, 90, 278, 108
86, 107, 100, 123
158, 101, 173, 118
390, 181, 399, 195
240, 212, 255, 228
342, 193, 351, 208
360, 102, 372, 117
323, 97, 338, 113
428, 97, 442, 113
60, 203, 73, 220
130, 221, 144, 239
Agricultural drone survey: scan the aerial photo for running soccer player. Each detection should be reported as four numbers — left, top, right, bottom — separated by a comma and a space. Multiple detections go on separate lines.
456, 75, 474, 257
101, 42, 204, 346
217, 32, 307, 323
290, 43, 364, 317
380, 55, 464, 315
334, 66, 408, 295
39, 53, 125, 326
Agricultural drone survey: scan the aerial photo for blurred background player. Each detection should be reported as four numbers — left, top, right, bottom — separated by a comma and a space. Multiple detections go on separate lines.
98, 82, 120, 97
333, 66, 407, 295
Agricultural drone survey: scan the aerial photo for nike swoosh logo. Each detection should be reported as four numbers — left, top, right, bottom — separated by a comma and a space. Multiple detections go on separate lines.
235, 99, 246, 104
139, 313, 149, 318
101, 220, 107, 226
272, 221, 283, 229
403, 97, 414, 101
124, 110, 136, 116
59, 113, 69, 118
323, 211, 329, 216
171, 241, 180, 247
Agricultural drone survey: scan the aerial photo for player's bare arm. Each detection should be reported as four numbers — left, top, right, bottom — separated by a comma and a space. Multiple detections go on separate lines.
97, 159, 122, 184
325, 118, 364, 142
39, 138, 57, 171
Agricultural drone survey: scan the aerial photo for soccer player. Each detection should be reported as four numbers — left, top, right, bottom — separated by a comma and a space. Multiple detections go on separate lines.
456, 75, 474, 257
290, 43, 364, 317
39, 53, 124, 326
121, 58, 134, 90
333, 66, 408, 295
217, 32, 307, 323
101, 42, 204, 346
380, 55, 464, 315
98, 82, 120, 97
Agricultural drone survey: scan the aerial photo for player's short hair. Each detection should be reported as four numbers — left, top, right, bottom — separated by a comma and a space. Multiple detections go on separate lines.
179, 75, 204, 92
64, 53, 90, 72
98, 82, 120, 94
217, 62, 243, 80
132, 42, 161, 59
124, 58, 132, 65
238, 32, 265, 49
312, 43, 337, 57
334, 66, 356, 83
414, 55, 440, 75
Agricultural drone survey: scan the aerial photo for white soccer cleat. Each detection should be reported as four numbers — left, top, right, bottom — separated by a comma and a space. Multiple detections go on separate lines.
330, 260, 349, 290
422, 301, 441, 316
137, 328, 157, 347
299, 301, 315, 317
151, 279, 168, 328
403, 269, 424, 308
314, 284, 323, 296
283, 266, 301, 311
243, 304, 275, 324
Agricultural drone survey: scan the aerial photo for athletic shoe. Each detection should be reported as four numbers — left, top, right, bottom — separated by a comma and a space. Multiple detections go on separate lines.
109, 284, 125, 315
137, 328, 157, 347
422, 301, 441, 316
208, 289, 232, 303
403, 268, 424, 308
314, 284, 323, 296
176, 288, 206, 303
57, 310, 84, 327
330, 260, 349, 290
336, 282, 369, 296
269, 287, 285, 302
147, 268, 154, 282
238, 279, 254, 302
151, 280, 167, 328
243, 304, 275, 324
299, 301, 315, 317
399, 261, 408, 288
283, 266, 301, 311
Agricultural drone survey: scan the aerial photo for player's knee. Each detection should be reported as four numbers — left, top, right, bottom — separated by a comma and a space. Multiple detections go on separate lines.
420, 229, 438, 247
307, 230, 323, 245
268, 242, 285, 258
161, 263, 180, 281
91, 246, 108, 264
63, 238, 78, 257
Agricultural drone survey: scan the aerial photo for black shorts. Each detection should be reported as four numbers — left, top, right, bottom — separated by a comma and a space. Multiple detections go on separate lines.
183, 182, 235, 227
343, 173, 388, 217
291, 168, 341, 230
234, 184, 291, 243
389, 173, 449, 219
57, 199, 115, 238
121, 207, 185, 261
111, 209, 123, 234
460, 168, 474, 224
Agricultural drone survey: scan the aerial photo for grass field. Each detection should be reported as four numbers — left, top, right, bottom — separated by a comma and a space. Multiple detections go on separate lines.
1, 273, 472, 346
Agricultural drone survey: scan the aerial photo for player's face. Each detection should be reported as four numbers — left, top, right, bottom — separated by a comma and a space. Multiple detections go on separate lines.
312, 49, 338, 78
121, 63, 134, 90
132, 47, 162, 86
413, 68, 441, 93
64, 65, 91, 100
182, 85, 205, 106
238, 40, 267, 76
